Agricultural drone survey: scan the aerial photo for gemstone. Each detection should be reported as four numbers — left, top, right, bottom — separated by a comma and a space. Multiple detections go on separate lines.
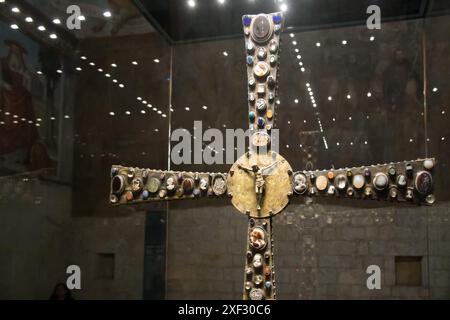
406, 163, 413, 172
126, 191, 133, 201
257, 117, 265, 128
246, 251, 253, 259
249, 288, 264, 300
269, 55, 277, 66
267, 109, 273, 120
414, 171, 432, 195
389, 187, 398, 199
166, 177, 176, 191
257, 84, 266, 96
388, 166, 396, 176
268, 92, 275, 102
127, 168, 135, 179
267, 76, 275, 88
247, 42, 255, 54
142, 190, 150, 199
347, 187, 354, 197
256, 99, 267, 114
249, 111, 256, 122
293, 173, 308, 194
264, 266, 271, 277
346, 170, 353, 178
269, 40, 278, 53
249, 227, 267, 250
364, 168, 371, 178
257, 47, 267, 60
265, 281, 272, 289
193, 189, 201, 197
254, 275, 263, 285
110, 194, 118, 204
327, 185, 336, 195
253, 254, 263, 268
426, 194, 435, 204
373, 173, 389, 191
111, 167, 119, 177
243, 15, 252, 26
111, 175, 125, 195
131, 178, 143, 193
176, 188, 184, 197
273, 14, 282, 24
254, 61, 270, 78
251, 15, 272, 42
352, 174, 365, 189
212, 175, 227, 196
423, 159, 434, 170
247, 55, 254, 66
182, 178, 194, 193
327, 171, 335, 180
199, 178, 208, 191
335, 174, 347, 190
315, 175, 328, 191
397, 175, 407, 188
159, 189, 167, 198
249, 93, 256, 103
147, 177, 161, 193
364, 186, 373, 197
248, 78, 256, 88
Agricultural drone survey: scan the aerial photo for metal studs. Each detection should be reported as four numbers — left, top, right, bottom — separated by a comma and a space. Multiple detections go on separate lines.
142, 169, 149, 180
414, 171, 433, 195
373, 172, 389, 191
176, 188, 184, 197
246, 267, 253, 277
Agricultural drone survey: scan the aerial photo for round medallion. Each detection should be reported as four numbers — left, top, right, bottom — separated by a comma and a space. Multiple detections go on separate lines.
373, 173, 389, 191
147, 177, 161, 194
414, 171, 433, 195
352, 174, 365, 189
335, 174, 347, 191
249, 288, 264, 300
227, 152, 293, 218
251, 15, 273, 43
315, 175, 328, 191
212, 174, 227, 196
249, 227, 267, 250
253, 61, 270, 78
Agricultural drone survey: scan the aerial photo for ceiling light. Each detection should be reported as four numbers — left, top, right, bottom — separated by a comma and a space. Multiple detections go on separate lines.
294, 99, 299, 104
25, 17, 33, 23
369, 36, 375, 41
367, 92, 372, 97
103, 11, 112, 18
290, 33, 294, 38
141, 110, 146, 114
11, 7, 20, 13
280, 3, 288, 12
187, 0, 196, 8
75, 67, 82, 71
132, 61, 138, 65
10, 24, 19, 30
432, 87, 438, 92
153, 59, 160, 63
111, 63, 117, 67
342, 40, 347, 45
52, 18, 61, 24
78, 15, 86, 21
80, 56, 87, 60
202, 106, 208, 110
328, 96, 332, 101
49, 33, 58, 39
185, 107, 190, 111
37, 25, 46, 31
125, 111, 131, 115
347, 94, 351, 99
223, 51, 228, 56
109, 112, 115, 116
119, 84, 125, 88
292, 41, 297, 46
316, 42, 321, 47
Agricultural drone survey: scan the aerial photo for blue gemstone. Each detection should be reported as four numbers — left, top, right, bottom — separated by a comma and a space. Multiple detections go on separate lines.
243, 16, 252, 26
257, 117, 265, 128
273, 14, 282, 24
142, 190, 150, 199
246, 55, 254, 66
111, 167, 119, 177
265, 281, 272, 289
249, 111, 256, 123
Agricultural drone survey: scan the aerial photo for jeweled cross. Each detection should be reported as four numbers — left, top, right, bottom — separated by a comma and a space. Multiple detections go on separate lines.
109, 12, 436, 300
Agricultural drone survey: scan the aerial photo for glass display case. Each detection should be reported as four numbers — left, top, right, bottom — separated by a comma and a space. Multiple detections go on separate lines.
0, 0, 449, 300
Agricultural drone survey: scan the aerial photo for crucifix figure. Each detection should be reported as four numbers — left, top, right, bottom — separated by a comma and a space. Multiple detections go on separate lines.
109, 12, 436, 300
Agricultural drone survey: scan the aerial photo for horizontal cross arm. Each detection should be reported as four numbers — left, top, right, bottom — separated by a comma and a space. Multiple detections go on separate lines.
110, 165, 229, 206
291, 158, 436, 205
